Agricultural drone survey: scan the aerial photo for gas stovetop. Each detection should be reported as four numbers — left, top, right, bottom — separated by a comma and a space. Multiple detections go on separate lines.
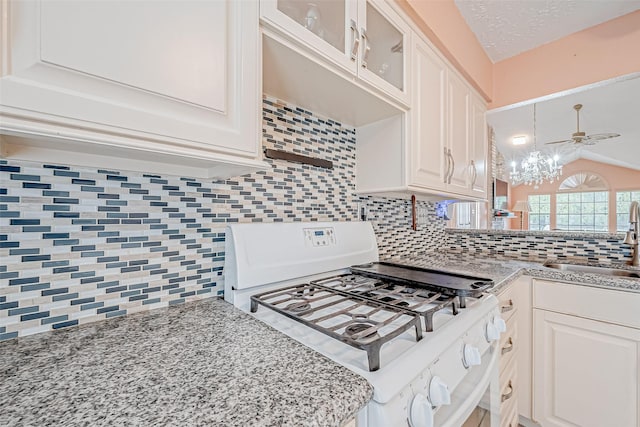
250, 262, 494, 371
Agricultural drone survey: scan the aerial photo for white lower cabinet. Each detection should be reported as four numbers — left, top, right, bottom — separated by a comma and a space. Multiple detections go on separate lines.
0, 0, 268, 178
532, 279, 640, 427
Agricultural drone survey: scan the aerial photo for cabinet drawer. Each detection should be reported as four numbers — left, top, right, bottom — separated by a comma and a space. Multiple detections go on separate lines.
533, 279, 640, 329
499, 314, 517, 373
497, 283, 517, 322
499, 357, 518, 419
500, 401, 517, 427
503, 404, 520, 427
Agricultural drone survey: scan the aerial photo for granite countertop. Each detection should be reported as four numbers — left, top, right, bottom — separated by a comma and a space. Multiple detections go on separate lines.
386, 251, 640, 294
0, 298, 372, 427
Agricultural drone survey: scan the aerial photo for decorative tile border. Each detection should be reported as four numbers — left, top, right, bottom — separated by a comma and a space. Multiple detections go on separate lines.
445, 229, 632, 262
0, 96, 446, 341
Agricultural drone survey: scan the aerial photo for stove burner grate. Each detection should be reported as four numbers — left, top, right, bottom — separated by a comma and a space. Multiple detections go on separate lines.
250, 283, 423, 371
311, 275, 459, 332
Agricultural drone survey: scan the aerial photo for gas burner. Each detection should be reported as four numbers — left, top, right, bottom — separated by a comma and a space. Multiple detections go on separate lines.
284, 300, 311, 313
343, 321, 380, 341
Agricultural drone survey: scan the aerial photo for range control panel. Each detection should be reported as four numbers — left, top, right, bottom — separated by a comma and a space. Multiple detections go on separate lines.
303, 227, 336, 247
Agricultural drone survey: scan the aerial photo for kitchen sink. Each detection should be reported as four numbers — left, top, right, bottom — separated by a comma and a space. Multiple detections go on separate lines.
543, 262, 640, 279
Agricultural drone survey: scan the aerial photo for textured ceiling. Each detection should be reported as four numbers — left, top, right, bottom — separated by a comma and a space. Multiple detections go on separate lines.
487, 75, 640, 171
454, 0, 640, 62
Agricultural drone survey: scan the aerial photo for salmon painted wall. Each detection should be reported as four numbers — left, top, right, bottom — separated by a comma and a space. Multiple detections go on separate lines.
491, 10, 640, 109
396, 0, 493, 101
510, 158, 640, 231
395, 2, 639, 112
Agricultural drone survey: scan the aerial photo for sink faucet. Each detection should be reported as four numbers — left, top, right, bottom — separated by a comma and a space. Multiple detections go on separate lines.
623, 201, 640, 266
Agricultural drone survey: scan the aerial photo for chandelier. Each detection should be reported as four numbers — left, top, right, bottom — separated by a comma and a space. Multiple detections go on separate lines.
510, 151, 562, 186
509, 103, 562, 186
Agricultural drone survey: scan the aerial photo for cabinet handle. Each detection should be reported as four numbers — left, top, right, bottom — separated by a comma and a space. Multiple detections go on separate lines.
350, 20, 360, 61
361, 28, 370, 68
470, 160, 477, 186
443, 147, 450, 184
447, 149, 455, 184
501, 381, 513, 402
500, 299, 514, 313
501, 337, 514, 355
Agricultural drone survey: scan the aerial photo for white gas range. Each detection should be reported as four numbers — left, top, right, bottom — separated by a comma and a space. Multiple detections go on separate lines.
224, 221, 505, 427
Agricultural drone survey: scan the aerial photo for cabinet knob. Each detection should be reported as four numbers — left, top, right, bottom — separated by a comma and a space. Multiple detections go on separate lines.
501, 381, 514, 402
501, 337, 514, 355
500, 299, 514, 313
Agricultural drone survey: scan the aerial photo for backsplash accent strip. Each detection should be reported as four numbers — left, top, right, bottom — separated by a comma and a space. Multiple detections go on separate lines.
445, 229, 631, 261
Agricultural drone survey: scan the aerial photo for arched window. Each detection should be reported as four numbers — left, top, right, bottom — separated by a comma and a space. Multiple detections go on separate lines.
558, 172, 608, 192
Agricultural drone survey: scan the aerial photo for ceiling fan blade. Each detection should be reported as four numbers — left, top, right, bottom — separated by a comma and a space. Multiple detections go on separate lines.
545, 139, 573, 145
582, 133, 620, 141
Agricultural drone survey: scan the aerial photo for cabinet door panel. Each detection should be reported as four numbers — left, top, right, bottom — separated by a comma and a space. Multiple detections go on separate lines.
447, 71, 470, 193
41, 1, 226, 111
409, 37, 446, 189
358, 0, 410, 104
261, 0, 356, 74
533, 309, 640, 427
2, 0, 259, 157
469, 93, 487, 197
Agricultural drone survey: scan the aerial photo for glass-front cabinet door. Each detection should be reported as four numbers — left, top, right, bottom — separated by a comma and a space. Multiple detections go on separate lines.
261, 0, 358, 74
357, 0, 410, 104
261, 0, 410, 105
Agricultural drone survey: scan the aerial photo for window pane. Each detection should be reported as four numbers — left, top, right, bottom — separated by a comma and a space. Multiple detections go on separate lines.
528, 194, 551, 231
616, 190, 640, 231
581, 192, 594, 202
594, 192, 608, 202
558, 191, 609, 232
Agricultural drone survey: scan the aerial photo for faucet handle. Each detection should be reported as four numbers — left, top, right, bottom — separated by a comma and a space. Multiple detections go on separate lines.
623, 230, 637, 245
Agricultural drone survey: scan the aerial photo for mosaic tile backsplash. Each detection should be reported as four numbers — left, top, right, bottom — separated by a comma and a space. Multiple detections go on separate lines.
445, 229, 631, 262
0, 96, 446, 342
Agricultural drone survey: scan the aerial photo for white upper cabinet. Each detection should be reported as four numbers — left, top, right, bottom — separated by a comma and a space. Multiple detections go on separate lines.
405, 34, 488, 200
446, 70, 471, 195
0, 0, 268, 179
409, 36, 447, 190
469, 92, 488, 198
261, 0, 410, 105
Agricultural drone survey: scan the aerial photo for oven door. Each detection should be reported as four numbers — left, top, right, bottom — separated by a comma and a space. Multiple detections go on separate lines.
433, 344, 500, 427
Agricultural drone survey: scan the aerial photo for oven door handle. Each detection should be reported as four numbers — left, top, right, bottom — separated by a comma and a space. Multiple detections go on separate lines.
436, 341, 500, 427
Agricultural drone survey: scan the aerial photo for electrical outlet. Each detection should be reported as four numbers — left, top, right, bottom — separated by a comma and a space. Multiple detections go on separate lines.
357, 202, 368, 221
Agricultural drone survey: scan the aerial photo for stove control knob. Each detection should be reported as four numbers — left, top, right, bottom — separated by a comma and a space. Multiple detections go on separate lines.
429, 376, 451, 407
463, 344, 482, 368
486, 322, 500, 342
408, 393, 434, 427
493, 315, 507, 333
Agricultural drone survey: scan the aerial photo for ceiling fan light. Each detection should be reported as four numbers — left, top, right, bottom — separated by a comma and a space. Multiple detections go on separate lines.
512, 135, 527, 145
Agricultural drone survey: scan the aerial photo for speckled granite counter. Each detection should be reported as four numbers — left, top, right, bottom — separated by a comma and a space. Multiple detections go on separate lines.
0, 298, 372, 427
387, 251, 640, 294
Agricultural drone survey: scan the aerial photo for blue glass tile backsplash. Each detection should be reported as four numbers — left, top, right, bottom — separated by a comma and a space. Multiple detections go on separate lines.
1, 96, 447, 341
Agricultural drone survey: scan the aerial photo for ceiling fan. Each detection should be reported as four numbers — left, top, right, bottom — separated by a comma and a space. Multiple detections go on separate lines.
545, 103, 620, 145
